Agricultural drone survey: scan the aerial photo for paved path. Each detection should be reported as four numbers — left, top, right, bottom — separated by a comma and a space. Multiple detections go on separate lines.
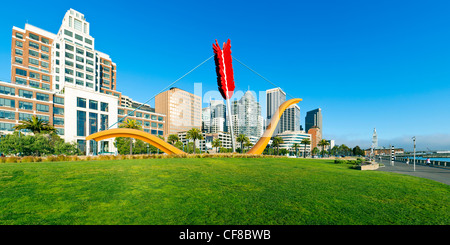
376, 159, 450, 185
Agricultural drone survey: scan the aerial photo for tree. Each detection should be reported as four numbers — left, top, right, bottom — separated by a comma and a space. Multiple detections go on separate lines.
168, 134, 179, 145
352, 146, 364, 156
330, 145, 339, 156
119, 119, 142, 155
318, 139, 330, 158
292, 143, 300, 157
300, 138, 311, 158
271, 136, 284, 155
186, 128, 203, 154
0, 132, 78, 156
236, 134, 249, 153
244, 140, 253, 153
312, 147, 320, 156
14, 116, 56, 134
339, 144, 351, 156
212, 138, 221, 153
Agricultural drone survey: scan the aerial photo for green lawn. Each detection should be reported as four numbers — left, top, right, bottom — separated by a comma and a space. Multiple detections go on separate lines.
0, 157, 448, 225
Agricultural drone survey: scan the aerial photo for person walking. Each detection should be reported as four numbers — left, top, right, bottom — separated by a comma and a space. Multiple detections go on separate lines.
426, 158, 431, 166
406, 158, 409, 165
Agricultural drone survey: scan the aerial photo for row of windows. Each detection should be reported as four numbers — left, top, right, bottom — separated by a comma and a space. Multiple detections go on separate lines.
15, 77, 51, 91
76, 111, 108, 137
77, 97, 108, 112
15, 68, 50, 83
117, 109, 164, 121
63, 29, 92, 46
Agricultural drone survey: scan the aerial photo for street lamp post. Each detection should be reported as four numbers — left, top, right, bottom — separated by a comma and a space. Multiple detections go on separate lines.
412, 136, 416, 172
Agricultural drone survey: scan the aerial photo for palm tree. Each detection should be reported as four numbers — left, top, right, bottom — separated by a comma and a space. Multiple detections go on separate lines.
212, 138, 221, 153
236, 134, 248, 153
292, 143, 300, 157
318, 139, 330, 158
271, 136, 284, 155
14, 115, 56, 134
300, 138, 311, 158
186, 128, 203, 154
119, 118, 142, 155
244, 140, 253, 153
168, 134, 179, 145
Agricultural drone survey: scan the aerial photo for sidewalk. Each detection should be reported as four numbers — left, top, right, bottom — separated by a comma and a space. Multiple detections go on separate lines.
376, 159, 450, 185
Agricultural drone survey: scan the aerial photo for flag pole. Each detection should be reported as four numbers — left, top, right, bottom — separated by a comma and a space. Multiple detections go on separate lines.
226, 97, 236, 152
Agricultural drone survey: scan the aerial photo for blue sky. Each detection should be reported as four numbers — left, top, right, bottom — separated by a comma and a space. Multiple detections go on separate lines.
0, 0, 449, 151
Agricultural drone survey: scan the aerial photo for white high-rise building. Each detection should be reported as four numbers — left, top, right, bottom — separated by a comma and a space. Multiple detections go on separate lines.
231, 91, 264, 138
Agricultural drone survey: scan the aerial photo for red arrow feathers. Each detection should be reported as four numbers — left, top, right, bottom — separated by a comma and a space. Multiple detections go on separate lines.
213, 39, 235, 100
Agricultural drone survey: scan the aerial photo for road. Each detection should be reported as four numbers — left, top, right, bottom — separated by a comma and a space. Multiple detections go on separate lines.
376, 158, 450, 185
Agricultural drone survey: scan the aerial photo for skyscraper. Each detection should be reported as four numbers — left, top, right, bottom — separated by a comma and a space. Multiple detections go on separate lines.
266, 88, 286, 135
280, 104, 301, 132
305, 108, 322, 136
231, 91, 264, 138
209, 100, 227, 133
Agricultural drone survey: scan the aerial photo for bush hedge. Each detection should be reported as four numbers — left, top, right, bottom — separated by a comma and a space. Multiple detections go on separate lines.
0, 153, 286, 163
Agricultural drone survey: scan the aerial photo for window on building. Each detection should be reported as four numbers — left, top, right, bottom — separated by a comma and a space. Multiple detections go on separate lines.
29, 50, 39, 57
29, 41, 39, 50
36, 93, 49, 101
16, 68, 27, 77
14, 57, 23, 64
29, 33, 39, 41
0, 86, 15, 96
100, 114, 108, 131
100, 102, 108, 112
53, 117, 64, 125
41, 53, 49, 60
29, 81, 40, 88
19, 112, 32, 121
54, 97, 64, 105
77, 97, 86, 108
65, 76, 73, 83
65, 60, 74, 67
89, 100, 98, 110
15, 40, 23, 48
36, 104, 49, 112
29, 58, 39, 66
15, 49, 23, 56
41, 37, 49, 44
19, 90, 33, 98
15, 32, 23, 39
54, 107, 64, 115
41, 45, 49, 53
0, 110, 16, 120
56, 128, 64, 136
75, 34, 83, 42
64, 29, 73, 37
15, 77, 27, 85
65, 52, 74, 59
18, 101, 32, 110
77, 110, 86, 136
42, 75, 50, 82
89, 112, 98, 134
0, 123, 15, 131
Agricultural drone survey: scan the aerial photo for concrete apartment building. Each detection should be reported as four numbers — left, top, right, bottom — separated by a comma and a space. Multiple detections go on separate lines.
1, 9, 167, 155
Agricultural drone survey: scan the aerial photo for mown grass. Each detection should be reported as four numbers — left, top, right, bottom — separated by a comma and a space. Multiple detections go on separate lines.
0, 158, 448, 225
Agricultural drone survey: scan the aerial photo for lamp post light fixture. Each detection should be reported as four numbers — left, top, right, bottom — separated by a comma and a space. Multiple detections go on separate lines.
412, 136, 416, 172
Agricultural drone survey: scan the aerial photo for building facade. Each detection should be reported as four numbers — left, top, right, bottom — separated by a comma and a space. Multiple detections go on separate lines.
305, 108, 322, 136
276, 130, 312, 156
231, 91, 264, 139
279, 104, 300, 133
155, 87, 201, 138
2, 9, 167, 155
266, 88, 286, 135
